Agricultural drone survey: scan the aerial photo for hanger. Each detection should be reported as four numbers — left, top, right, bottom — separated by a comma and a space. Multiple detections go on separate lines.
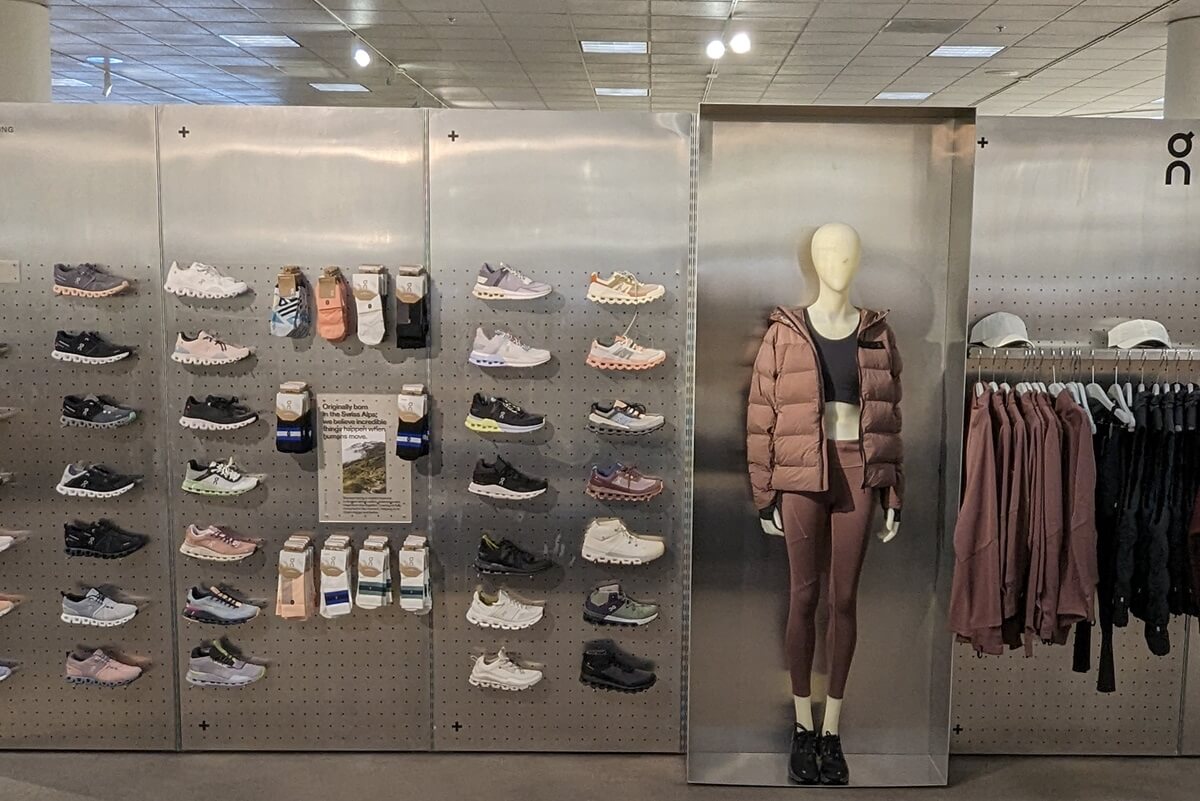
1086, 348, 1115, 410
1035, 348, 1048, 394
1048, 349, 1066, 397
988, 348, 1000, 393
1108, 353, 1135, 427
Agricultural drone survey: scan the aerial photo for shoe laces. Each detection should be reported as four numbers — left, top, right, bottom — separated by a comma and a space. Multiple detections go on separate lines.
493, 650, 516, 670
820, 733, 844, 760
193, 262, 220, 277
207, 527, 240, 544
499, 263, 532, 282
614, 335, 645, 351
620, 402, 647, 417
210, 642, 237, 666
499, 397, 525, 415
502, 332, 531, 351
208, 587, 240, 607
200, 333, 228, 351
612, 270, 643, 289
212, 459, 243, 481
208, 396, 240, 409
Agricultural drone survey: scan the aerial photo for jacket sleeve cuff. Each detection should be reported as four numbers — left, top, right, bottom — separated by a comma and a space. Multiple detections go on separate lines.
758, 504, 777, 521
881, 487, 902, 512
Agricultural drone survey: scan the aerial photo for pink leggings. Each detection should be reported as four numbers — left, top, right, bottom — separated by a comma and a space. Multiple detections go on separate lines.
781, 440, 875, 699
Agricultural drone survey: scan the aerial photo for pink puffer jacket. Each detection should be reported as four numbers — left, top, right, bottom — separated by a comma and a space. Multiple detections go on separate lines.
746, 306, 903, 511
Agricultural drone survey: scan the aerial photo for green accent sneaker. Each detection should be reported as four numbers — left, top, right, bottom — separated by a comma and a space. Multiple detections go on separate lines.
583, 582, 659, 626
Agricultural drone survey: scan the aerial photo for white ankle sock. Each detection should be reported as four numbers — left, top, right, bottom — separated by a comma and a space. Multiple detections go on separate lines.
352, 268, 386, 346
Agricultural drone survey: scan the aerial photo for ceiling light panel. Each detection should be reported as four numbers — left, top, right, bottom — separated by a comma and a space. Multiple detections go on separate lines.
930, 45, 1005, 58
595, 87, 649, 97
876, 91, 933, 100
219, 35, 301, 48
581, 41, 648, 54
52, 77, 91, 88
309, 82, 371, 92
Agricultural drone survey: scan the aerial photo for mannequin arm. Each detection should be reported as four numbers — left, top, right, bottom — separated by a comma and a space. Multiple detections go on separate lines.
760, 504, 784, 537
879, 508, 900, 542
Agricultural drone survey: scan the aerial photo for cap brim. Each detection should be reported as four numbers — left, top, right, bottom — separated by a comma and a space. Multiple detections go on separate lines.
979, 334, 1032, 348
1111, 337, 1171, 349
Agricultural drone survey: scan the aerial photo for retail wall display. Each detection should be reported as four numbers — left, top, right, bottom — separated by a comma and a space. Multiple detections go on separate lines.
952, 117, 1200, 757
691, 105, 975, 787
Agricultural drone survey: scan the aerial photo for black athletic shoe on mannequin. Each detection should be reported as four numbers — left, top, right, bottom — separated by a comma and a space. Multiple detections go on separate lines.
818, 732, 849, 785
788, 725, 820, 784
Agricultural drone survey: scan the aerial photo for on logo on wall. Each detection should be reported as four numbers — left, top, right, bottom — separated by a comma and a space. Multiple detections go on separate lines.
1166, 131, 1193, 185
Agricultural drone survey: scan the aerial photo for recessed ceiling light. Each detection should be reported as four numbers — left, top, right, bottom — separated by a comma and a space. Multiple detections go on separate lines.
581, 41, 647, 54
220, 34, 300, 48
876, 91, 932, 101
353, 39, 371, 67
706, 39, 726, 60
84, 56, 123, 65
729, 32, 752, 54
309, 82, 370, 92
595, 87, 649, 97
930, 45, 1005, 58
52, 78, 91, 88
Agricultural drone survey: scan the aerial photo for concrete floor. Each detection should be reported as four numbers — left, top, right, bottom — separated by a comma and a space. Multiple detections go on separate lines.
0, 753, 1196, 801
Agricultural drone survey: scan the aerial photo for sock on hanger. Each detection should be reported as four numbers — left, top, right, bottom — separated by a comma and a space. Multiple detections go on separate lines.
276, 382, 315, 454
319, 535, 353, 618
394, 265, 429, 349
399, 534, 431, 615
352, 266, 387, 346
317, 267, 352, 342
277, 534, 314, 621
270, 266, 311, 339
396, 385, 430, 462
356, 536, 391, 609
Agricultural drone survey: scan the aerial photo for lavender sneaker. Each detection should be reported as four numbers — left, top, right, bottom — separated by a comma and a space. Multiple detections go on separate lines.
471, 263, 552, 300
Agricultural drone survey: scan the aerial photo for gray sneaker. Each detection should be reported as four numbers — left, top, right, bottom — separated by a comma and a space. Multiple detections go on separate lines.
61, 395, 137, 429
583, 582, 660, 626
471, 262, 552, 300
60, 588, 139, 627
186, 640, 265, 687
183, 586, 259, 626
53, 263, 130, 298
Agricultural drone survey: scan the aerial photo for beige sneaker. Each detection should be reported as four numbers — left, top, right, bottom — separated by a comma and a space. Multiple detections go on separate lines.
180, 524, 257, 562
171, 331, 252, 366
65, 649, 142, 686
586, 271, 665, 305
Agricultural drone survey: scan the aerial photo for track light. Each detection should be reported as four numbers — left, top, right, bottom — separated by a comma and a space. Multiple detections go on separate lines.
729, 32, 751, 54
353, 39, 371, 67
102, 59, 113, 97
706, 39, 726, 60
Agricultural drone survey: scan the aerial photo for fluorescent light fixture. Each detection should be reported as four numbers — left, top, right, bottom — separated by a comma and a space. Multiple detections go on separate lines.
930, 45, 1005, 58
706, 39, 726, 60
595, 87, 649, 97
876, 91, 932, 101
309, 82, 370, 92
85, 56, 122, 65
52, 78, 91, 88
729, 32, 751, 54
220, 34, 300, 48
581, 41, 647, 54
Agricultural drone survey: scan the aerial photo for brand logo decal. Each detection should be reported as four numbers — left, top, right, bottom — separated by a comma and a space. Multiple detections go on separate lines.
1166, 131, 1193, 186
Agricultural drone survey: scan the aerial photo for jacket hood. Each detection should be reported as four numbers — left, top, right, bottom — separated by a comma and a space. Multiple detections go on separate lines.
770, 305, 889, 334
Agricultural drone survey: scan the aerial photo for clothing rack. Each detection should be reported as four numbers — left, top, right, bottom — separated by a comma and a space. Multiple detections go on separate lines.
967, 346, 1200, 363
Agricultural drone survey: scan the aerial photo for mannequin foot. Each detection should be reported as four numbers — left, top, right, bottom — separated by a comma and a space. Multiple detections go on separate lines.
788, 724, 820, 784
818, 732, 849, 785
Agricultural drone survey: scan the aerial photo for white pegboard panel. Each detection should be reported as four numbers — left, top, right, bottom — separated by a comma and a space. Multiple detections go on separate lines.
0, 105, 177, 749
426, 110, 693, 751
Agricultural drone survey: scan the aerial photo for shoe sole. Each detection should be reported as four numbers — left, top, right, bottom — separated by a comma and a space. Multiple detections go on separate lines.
53, 282, 129, 298
580, 545, 662, 565
164, 283, 243, 300
472, 286, 552, 301
171, 353, 249, 366
179, 415, 257, 431
788, 770, 820, 786
586, 288, 664, 305
585, 484, 663, 502
56, 483, 135, 499
583, 610, 659, 626
185, 672, 262, 687
60, 611, 137, 627
468, 352, 551, 368
65, 545, 143, 559
468, 482, 546, 500
183, 608, 255, 625
51, 350, 130, 365
65, 675, 138, 687
464, 415, 544, 434
579, 673, 656, 693
586, 420, 664, 436
181, 481, 257, 496
179, 543, 253, 561
586, 355, 665, 371
473, 559, 551, 576
61, 414, 136, 429
465, 608, 543, 630
468, 676, 541, 691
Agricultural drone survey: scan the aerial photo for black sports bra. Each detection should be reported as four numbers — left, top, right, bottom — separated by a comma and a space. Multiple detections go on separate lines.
805, 309, 860, 405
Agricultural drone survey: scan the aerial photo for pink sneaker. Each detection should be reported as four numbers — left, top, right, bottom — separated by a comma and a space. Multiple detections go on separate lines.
65, 649, 142, 686
171, 331, 252, 365
180, 524, 257, 562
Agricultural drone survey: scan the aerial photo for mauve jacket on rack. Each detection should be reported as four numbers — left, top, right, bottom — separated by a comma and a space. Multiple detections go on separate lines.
746, 305, 904, 513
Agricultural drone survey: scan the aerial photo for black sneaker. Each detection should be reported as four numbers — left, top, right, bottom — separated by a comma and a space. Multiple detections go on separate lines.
580, 641, 656, 692
51, 331, 133, 365
64, 519, 147, 559
465, 393, 545, 434
818, 732, 849, 785
468, 456, 547, 500
55, 463, 141, 498
475, 533, 553, 575
180, 395, 258, 431
583, 638, 655, 671
61, 394, 137, 428
788, 725, 820, 785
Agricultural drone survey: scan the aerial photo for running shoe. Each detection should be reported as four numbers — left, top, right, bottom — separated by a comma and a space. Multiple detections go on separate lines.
471, 262, 552, 300
474, 533, 553, 575
60, 588, 138, 627
587, 400, 665, 435
56, 464, 141, 499
586, 335, 666, 371
469, 648, 542, 691
181, 459, 259, 496
586, 271, 665, 305
171, 332, 252, 366
164, 261, 248, 299
61, 394, 137, 429
183, 586, 259, 626
580, 640, 655, 693
179, 524, 257, 562
581, 517, 665, 564
818, 733, 850, 785
0, 407, 18, 420
52, 331, 133, 365
468, 457, 547, 500
0, 666, 10, 682
465, 587, 544, 630
0, 599, 15, 619
0, 528, 27, 553
583, 582, 660, 626
186, 640, 265, 687
53, 263, 130, 298
180, 396, 257, 431
468, 328, 551, 368
65, 649, 142, 686
464, 393, 544, 434
64, 520, 147, 559
586, 464, 663, 502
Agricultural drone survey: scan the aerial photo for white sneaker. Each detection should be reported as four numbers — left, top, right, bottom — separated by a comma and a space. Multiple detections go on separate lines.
468, 648, 542, 691
171, 332, 252, 365
586, 271, 665, 305
581, 518, 665, 565
465, 588, 544, 630
586, 335, 666, 371
468, 328, 551, 368
164, 261, 248, 300
181, 459, 259, 496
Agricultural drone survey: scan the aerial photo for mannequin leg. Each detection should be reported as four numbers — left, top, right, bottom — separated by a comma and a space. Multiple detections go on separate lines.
780, 492, 829, 707
793, 695, 814, 730
824, 445, 875, 703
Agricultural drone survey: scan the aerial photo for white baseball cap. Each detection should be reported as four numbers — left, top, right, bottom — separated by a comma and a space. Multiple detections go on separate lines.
1107, 319, 1171, 349
969, 312, 1032, 348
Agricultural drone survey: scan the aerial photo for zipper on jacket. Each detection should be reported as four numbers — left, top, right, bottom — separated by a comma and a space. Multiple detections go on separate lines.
856, 312, 867, 489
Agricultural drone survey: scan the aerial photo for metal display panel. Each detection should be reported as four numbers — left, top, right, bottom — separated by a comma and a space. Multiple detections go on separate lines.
954, 116, 1200, 756
689, 105, 976, 786
427, 110, 692, 751
0, 104, 176, 748
157, 106, 430, 750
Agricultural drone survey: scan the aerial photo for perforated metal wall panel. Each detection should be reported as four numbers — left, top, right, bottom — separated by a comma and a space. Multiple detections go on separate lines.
426, 110, 693, 751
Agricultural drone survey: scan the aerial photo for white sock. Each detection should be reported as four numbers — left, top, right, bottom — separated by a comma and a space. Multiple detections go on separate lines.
319, 539, 352, 618
352, 269, 386, 346
356, 538, 390, 609
399, 534, 431, 614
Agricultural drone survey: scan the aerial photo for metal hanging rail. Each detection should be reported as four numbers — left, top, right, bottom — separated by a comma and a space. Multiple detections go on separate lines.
967, 346, 1200, 362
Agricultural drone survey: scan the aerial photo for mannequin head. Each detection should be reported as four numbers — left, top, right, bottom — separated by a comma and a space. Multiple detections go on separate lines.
811, 223, 862, 293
